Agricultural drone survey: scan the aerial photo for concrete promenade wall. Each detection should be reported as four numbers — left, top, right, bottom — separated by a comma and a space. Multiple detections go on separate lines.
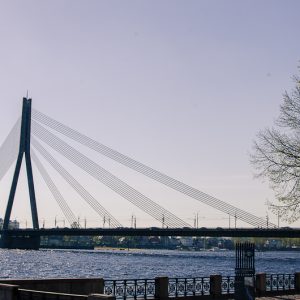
18, 289, 114, 300
0, 278, 104, 295
0, 283, 18, 300
0, 274, 299, 300
0, 282, 114, 300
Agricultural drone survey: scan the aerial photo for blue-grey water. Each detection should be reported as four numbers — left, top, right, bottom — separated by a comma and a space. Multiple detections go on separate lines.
0, 249, 299, 279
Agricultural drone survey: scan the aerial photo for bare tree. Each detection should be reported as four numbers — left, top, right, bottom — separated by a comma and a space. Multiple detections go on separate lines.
251, 69, 300, 223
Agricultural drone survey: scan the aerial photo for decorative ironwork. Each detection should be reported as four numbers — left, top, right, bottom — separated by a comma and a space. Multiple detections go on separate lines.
235, 243, 255, 300
221, 276, 235, 294
266, 274, 295, 292
235, 242, 255, 277
105, 273, 296, 299
168, 277, 210, 297
104, 279, 155, 299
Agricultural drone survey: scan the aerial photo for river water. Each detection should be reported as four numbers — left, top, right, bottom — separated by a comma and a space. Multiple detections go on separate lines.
0, 249, 299, 280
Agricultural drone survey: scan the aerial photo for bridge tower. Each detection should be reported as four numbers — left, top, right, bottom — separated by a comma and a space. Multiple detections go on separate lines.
1, 98, 40, 249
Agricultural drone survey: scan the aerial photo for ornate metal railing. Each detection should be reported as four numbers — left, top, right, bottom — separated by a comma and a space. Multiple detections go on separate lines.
221, 276, 235, 294
104, 273, 298, 299
266, 274, 295, 292
104, 279, 155, 300
168, 277, 211, 297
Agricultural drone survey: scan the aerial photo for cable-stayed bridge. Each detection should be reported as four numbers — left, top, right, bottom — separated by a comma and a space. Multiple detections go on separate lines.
0, 98, 298, 249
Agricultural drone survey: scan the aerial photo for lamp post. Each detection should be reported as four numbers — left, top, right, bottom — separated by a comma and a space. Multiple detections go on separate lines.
274, 207, 281, 228
194, 212, 204, 228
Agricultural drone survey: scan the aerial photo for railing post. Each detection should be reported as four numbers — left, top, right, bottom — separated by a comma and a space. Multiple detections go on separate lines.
256, 273, 266, 296
88, 294, 116, 300
210, 275, 222, 297
98, 278, 105, 294
295, 272, 300, 293
155, 277, 169, 300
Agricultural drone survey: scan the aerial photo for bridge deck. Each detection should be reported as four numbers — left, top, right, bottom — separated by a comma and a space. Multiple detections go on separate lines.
1, 227, 300, 238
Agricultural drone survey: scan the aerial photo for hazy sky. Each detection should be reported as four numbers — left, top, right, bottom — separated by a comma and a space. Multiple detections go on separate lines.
0, 0, 299, 228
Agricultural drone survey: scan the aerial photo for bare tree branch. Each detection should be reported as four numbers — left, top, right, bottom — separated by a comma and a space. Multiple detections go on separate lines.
251, 68, 300, 223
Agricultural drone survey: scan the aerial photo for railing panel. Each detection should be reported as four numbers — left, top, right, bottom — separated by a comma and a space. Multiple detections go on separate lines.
168, 277, 210, 297
221, 276, 235, 295
266, 274, 295, 292
105, 273, 297, 299
104, 279, 155, 300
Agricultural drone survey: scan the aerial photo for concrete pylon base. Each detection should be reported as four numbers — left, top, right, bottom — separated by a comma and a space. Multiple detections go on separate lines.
0, 234, 40, 250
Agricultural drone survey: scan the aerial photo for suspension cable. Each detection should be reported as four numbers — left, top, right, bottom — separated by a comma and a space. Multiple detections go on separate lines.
32, 137, 122, 228
32, 110, 275, 227
31, 150, 78, 227
0, 119, 21, 181
33, 129, 188, 228
32, 121, 190, 228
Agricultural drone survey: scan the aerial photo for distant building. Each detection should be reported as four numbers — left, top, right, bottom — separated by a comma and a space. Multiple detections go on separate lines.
169, 237, 181, 247
40, 235, 94, 249
0, 218, 20, 229
180, 237, 193, 247
264, 239, 283, 250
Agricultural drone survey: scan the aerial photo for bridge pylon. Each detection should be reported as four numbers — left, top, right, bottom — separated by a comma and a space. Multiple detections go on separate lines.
1, 98, 40, 249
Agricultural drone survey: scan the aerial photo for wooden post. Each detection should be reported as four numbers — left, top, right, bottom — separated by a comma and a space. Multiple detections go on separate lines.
295, 272, 300, 293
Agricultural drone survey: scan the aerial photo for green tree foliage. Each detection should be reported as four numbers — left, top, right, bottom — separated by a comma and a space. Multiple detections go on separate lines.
251, 68, 300, 223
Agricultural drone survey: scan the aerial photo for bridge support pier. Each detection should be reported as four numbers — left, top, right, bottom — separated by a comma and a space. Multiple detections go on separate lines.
0, 97, 40, 250
0, 233, 40, 250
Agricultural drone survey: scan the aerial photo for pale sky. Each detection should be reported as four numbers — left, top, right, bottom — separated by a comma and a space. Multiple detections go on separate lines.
0, 0, 299, 228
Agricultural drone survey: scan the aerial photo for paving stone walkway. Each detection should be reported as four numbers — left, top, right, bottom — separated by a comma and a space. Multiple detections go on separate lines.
257, 296, 300, 299
226, 295, 300, 300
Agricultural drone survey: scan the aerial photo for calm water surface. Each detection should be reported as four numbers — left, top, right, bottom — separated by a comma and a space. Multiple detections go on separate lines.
0, 249, 299, 279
